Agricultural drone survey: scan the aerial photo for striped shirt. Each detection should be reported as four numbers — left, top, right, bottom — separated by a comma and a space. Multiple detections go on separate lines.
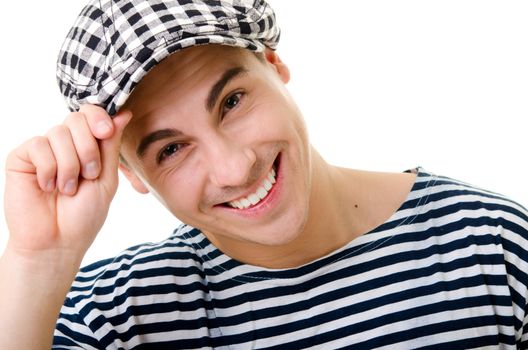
53, 169, 528, 349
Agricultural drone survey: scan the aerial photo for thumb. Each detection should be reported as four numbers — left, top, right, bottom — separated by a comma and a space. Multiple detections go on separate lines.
98, 110, 133, 182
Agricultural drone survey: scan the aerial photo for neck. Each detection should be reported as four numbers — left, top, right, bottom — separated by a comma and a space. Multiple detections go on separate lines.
268, 150, 360, 267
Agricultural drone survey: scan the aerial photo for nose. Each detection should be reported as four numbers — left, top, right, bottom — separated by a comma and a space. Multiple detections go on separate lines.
207, 135, 256, 188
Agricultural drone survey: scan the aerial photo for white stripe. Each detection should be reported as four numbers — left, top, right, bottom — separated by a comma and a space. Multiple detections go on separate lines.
377, 324, 517, 350
54, 320, 100, 350
207, 239, 510, 332
198, 222, 507, 303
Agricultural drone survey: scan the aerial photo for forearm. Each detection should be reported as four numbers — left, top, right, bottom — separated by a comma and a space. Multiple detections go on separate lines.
0, 245, 82, 349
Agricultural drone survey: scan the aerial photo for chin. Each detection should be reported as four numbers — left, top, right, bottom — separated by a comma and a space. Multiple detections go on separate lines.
235, 208, 309, 247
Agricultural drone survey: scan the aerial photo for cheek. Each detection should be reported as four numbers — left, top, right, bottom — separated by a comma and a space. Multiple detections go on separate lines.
269, 103, 310, 160
250, 100, 307, 142
144, 164, 207, 221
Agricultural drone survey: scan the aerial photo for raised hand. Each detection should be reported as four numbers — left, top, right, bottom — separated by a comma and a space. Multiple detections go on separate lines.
0, 105, 132, 349
4, 105, 131, 259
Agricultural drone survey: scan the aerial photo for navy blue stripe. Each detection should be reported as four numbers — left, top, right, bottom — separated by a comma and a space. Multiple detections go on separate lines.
378, 202, 524, 244
210, 231, 503, 307
132, 336, 213, 350
54, 323, 101, 348
100, 293, 211, 329
74, 247, 201, 285
415, 335, 507, 350
209, 218, 503, 286
357, 315, 514, 349
70, 232, 508, 330
219, 295, 514, 348
504, 260, 526, 331
71, 252, 507, 335
372, 190, 521, 234
71, 264, 207, 301
502, 223, 528, 261
99, 317, 214, 349
75, 281, 209, 321
213, 269, 509, 332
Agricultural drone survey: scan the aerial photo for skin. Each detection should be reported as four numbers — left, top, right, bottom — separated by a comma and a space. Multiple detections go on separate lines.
0, 44, 415, 349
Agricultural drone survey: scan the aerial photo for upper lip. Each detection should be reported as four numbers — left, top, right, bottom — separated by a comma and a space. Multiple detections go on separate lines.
225, 165, 275, 205
221, 154, 279, 206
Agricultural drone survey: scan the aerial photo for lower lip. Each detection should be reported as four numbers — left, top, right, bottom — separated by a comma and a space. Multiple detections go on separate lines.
221, 154, 282, 217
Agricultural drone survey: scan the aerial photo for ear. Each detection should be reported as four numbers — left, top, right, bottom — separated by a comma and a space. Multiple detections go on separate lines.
263, 48, 290, 84
118, 162, 150, 194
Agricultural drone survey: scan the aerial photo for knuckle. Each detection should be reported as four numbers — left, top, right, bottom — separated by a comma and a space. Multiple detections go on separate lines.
38, 164, 57, 183
80, 105, 112, 134
63, 111, 85, 125
38, 152, 57, 171
79, 104, 107, 116
5, 147, 19, 165
46, 124, 68, 138
28, 135, 48, 150
57, 162, 80, 179
79, 143, 100, 163
80, 105, 109, 123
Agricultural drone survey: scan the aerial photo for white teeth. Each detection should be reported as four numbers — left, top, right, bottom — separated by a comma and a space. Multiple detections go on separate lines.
256, 187, 267, 199
268, 172, 276, 184
248, 194, 260, 205
227, 166, 277, 209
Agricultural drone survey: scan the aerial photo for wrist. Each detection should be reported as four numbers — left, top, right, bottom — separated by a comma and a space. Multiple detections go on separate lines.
0, 244, 82, 350
2, 241, 84, 284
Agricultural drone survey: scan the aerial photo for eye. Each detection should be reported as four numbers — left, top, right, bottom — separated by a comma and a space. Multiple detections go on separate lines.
157, 143, 185, 163
222, 92, 243, 116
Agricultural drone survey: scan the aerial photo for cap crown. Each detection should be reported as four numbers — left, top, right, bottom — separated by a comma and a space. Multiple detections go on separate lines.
56, 0, 280, 115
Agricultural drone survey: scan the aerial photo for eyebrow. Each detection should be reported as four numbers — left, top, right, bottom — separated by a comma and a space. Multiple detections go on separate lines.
136, 66, 249, 159
136, 128, 182, 159
205, 66, 248, 112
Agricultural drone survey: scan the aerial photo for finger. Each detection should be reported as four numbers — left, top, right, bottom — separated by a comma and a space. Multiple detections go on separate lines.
26, 137, 58, 192
98, 110, 133, 183
46, 125, 81, 195
7, 137, 59, 192
63, 112, 101, 180
78, 104, 114, 139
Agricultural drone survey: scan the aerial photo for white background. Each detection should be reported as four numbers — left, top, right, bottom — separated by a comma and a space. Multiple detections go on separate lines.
0, 1, 526, 266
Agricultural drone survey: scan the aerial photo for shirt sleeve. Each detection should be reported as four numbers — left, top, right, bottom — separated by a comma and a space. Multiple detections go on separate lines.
52, 297, 102, 350
499, 199, 528, 347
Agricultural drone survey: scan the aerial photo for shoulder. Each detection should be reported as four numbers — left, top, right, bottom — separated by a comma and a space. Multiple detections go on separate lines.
66, 224, 206, 304
409, 168, 528, 255
408, 168, 527, 215
54, 225, 211, 346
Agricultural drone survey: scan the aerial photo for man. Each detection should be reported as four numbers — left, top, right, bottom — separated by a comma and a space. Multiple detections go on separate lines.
1, 0, 527, 349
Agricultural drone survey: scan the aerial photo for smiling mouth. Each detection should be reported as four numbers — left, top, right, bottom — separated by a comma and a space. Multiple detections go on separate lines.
224, 156, 280, 210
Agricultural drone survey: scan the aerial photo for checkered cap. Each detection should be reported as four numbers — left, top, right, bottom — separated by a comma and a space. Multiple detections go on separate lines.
56, 0, 280, 115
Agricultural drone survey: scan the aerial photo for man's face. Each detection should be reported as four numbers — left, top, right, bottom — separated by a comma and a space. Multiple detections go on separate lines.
120, 45, 312, 253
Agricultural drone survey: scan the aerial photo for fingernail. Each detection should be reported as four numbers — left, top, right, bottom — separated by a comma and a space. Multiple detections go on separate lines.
97, 120, 112, 135
84, 161, 99, 179
63, 179, 77, 195
46, 179, 55, 192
